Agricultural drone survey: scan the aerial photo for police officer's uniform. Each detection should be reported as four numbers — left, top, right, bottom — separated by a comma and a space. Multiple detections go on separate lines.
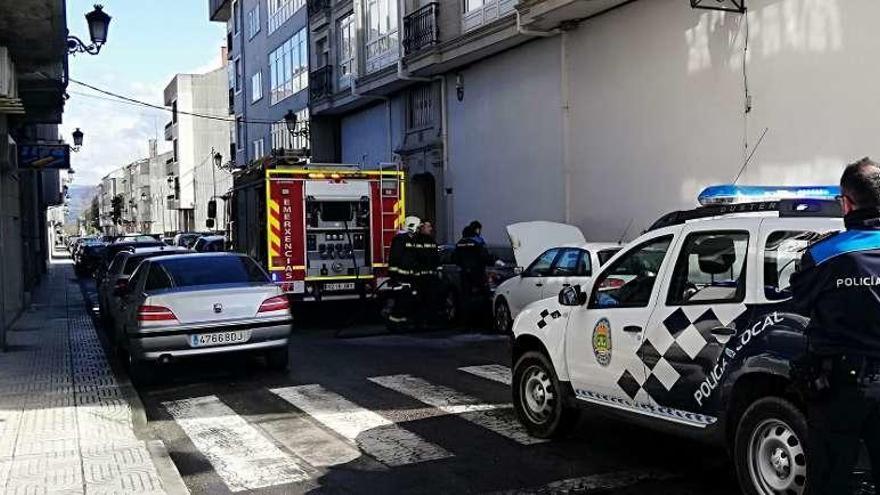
453, 235, 491, 297
791, 207, 880, 494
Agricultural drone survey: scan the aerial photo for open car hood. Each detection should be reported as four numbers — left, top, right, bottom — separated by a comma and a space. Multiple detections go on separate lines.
506, 221, 586, 268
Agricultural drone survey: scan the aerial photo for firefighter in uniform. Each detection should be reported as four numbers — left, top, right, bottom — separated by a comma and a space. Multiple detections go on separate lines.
791, 158, 880, 494
387, 216, 423, 325
414, 220, 441, 327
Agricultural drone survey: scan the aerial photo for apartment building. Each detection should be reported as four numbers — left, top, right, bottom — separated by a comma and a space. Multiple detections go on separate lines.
163, 67, 233, 232
209, 0, 311, 168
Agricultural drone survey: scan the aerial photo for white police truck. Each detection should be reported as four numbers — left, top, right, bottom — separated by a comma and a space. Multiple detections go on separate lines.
510, 185, 847, 495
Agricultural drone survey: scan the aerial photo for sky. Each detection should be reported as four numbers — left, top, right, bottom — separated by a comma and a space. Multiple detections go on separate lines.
60, 0, 227, 187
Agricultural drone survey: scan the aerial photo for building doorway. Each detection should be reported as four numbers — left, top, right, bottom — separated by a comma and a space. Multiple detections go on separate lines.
408, 173, 436, 226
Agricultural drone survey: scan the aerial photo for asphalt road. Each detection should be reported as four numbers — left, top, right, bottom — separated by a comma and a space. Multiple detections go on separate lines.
78, 278, 743, 495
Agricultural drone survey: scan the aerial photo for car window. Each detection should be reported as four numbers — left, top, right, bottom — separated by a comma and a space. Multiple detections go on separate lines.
597, 248, 621, 266
667, 231, 749, 305
128, 262, 147, 292
145, 264, 173, 292
551, 249, 588, 276
193, 238, 206, 251
764, 231, 822, 300
525, 249, 559, 277
589, 235, 673, 309
159, 256, 269, 287
123, 255, 148, 275
108, 253, 128, 276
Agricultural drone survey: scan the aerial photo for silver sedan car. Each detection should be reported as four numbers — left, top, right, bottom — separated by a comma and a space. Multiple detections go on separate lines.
114, 252, 292, 381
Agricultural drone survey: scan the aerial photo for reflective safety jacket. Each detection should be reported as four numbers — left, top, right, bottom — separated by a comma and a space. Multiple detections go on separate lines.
388, 233, 438, 280
792, 208, 880, 358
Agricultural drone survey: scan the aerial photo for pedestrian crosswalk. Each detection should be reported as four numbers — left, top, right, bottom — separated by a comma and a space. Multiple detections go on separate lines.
161, 364, 519, 492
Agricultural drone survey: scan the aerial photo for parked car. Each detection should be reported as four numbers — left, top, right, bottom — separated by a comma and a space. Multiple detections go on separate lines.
94, 240, 165, 282
97, 246, 191, 329
192, 235, 227, 252
509, 189, 850, 495
437, 244, 517, 324
113, 252, 293, 381
493, 221, 620, 332
112, 234, 159, 244
73, 239, 107, 277
173, 232, 205, 249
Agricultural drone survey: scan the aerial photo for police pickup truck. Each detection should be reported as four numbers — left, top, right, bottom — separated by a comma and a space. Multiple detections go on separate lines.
510, 186, 846, 495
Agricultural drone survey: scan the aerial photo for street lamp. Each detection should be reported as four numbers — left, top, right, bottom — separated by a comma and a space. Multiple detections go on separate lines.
284, 110, 297, 135
67, 5, 112, 55
71, 128, 84, 151
213, 152, 223, 169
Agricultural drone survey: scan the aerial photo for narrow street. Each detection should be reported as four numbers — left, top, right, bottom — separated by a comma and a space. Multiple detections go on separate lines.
69, 265, 740, 494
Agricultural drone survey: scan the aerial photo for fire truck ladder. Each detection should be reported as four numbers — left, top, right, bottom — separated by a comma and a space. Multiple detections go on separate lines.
378, 162, 403, 266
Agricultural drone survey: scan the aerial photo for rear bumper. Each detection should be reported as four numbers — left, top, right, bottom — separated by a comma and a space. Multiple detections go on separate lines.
128, 318, 292, 361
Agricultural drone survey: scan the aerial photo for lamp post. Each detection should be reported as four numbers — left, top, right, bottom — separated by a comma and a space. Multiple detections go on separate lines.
283, 110, 309, 152
67, 5, 112, 55
71, 128, 83, 152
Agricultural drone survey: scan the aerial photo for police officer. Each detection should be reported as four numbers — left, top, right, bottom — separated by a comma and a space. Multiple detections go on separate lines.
791, 157, 880, 494
454, 225, 491, 320
387, 216, 422, 324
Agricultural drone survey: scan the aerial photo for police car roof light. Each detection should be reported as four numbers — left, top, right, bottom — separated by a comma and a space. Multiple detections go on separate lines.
697, 184, 840, 206
648, 198, 842, 232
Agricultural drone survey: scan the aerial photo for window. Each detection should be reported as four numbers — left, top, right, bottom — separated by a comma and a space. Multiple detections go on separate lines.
247, 5, 260, 39
268, 28, 308, 105
171, 101, 178, 123
465, 0, 483, 12
172, 139, 178, 162
253, 138, 265, 158
251, 71, 263, 103
268, 0, 304, 34
590, 236, 673, 309
236, 117, 244, 150
365, 0, 399, 72
525, 249, 559, 277
551, 249, 589, 277
234, 58, 242, 94
159, 256, 269, 287
597, 248, 621, 266
232, 0, 240, 35
337, 14, 356, 87
271, 108, 309, 151
145, 264, 172, 292
764, 231, 822, 300
407, 84, 434, 129
227, 61, 236, 92
667, 231, 749, 305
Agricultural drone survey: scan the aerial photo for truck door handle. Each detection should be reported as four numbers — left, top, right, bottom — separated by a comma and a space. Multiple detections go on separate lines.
711, 327, 736, 337
623, 325, 642, 333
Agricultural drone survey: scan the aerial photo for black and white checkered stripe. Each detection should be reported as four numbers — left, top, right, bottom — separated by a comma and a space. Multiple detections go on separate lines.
536, 309, 562, 329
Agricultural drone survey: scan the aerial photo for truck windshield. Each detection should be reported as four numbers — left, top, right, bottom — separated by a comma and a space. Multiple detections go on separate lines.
321, 202, 353, 222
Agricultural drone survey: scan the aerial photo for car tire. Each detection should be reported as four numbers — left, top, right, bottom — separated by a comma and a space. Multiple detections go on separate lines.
266, 347, 290, 371
494, 299, 513, 334
734, 397, 809, 495
512, 350, 579, 439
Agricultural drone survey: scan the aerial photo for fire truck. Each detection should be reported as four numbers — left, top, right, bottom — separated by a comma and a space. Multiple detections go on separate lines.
228, 161, 405, 302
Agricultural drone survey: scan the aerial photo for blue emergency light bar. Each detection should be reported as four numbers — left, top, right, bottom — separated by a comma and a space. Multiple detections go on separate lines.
697, 184, 840, 206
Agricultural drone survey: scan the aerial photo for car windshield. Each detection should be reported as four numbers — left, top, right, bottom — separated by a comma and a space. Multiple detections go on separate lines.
158, 256, 269, 287
115, 235, 156, 243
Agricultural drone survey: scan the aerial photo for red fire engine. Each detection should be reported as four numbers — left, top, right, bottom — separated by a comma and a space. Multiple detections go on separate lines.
260, 164, 405, 301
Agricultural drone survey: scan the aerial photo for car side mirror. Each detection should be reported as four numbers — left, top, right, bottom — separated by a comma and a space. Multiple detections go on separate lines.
558, 285, 586, 306
514, 266, 524, 275
113, 279, 129, 297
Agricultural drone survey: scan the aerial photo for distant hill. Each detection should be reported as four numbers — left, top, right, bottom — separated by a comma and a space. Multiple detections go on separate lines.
66, 184, 96, 221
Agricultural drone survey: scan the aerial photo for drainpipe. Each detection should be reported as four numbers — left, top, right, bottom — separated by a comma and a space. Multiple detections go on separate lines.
435, 74, 451, 242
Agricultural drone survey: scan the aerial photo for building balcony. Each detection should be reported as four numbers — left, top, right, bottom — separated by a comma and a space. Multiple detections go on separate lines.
365, 31, 400, 74
164, 121, 175, 141
515, 0, 630, 31
310, 66, 333, 101
209, 0, 232, 21
404, 3, 439, 55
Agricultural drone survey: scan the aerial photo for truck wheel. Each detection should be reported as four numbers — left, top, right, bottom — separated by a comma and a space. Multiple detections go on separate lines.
512, 351, 578, 438
734, 397, 809, 495
494, 299, 512, 334
266, 347, 289, 371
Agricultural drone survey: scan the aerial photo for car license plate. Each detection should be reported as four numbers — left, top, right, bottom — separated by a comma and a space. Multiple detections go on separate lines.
324, 282, 356, 292
189, 330, 251, 348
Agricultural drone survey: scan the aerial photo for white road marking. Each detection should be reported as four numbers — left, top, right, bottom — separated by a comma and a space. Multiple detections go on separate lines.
487, 469, 677, 494
459, 364, 512, 386
162, 395, 309, 492
368, 374, 545, 445
270, 384, 451, 467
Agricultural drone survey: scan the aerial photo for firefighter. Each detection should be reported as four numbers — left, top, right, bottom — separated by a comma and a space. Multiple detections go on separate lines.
414, 220, 441, 327
387, 216, 422, 325
454, 225, 491, 320
791, 158, 880, 494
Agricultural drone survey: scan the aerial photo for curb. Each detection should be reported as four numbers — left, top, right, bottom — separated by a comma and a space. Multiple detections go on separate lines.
147, 440, 191, 495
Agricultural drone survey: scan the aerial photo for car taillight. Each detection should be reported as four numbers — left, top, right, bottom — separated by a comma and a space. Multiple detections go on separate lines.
137, 305, 178, 322
258, 295, 290, 313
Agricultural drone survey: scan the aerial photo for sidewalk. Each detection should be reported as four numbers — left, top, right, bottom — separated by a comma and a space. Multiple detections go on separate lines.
0, 258, 181, 494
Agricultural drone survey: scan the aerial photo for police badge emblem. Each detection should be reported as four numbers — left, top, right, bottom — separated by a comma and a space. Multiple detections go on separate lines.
592, 318, 612, 366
